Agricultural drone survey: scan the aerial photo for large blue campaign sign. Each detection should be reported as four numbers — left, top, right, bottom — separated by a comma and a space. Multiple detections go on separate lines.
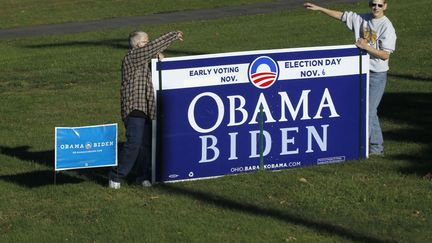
151, 45, 369, 182
55, 124, 118, 171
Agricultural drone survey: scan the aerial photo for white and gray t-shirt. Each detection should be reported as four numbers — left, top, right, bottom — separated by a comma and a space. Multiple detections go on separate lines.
342, 12, 397, 72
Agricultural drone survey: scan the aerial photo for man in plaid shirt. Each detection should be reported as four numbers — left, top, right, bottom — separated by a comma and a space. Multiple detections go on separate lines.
109, 30, 183, 189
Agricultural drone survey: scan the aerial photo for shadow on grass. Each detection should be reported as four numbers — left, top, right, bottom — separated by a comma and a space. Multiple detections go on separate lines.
22, 39, 208, 56
380, 92, 432, 176
0, 170, 84, 188
157, 183, 397, 243
0, 145, 110, 188
388, 73, 432, 82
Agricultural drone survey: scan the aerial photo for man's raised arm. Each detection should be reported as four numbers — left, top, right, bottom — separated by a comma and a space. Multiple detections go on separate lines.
304, 2, 343, 20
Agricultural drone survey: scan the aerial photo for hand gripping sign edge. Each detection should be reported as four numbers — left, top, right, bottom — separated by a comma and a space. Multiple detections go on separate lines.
248, 56, 279, 89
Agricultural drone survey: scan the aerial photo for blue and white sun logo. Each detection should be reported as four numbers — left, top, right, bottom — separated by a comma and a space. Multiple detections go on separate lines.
248, 56, 279, 89
85, 142, 92, 150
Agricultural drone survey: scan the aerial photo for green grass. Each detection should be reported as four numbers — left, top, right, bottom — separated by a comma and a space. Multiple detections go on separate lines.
1, 0, 432, 242
0, 0, 274, 29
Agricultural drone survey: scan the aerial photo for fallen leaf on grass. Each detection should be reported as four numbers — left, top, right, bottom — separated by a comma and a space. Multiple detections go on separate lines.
284, 236, 297, 241
423, 172, 432, 180
412, 210, 426, 221
299, 177, 313, 186
413, 210, 422, 217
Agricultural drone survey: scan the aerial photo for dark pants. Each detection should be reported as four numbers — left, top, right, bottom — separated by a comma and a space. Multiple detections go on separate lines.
110, 116, 152, 183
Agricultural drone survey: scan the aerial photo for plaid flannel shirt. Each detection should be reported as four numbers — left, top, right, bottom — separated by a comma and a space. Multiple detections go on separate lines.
121, 31, 181, 121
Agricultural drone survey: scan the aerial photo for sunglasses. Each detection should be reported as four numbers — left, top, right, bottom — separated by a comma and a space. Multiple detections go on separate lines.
369, 3, 384, 8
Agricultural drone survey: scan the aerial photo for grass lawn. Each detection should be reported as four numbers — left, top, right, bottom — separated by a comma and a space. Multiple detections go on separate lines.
0, 0, 431, 242
0, 0, 274, 29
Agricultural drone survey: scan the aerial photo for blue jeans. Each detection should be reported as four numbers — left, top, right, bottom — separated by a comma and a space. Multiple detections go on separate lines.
110, 116, 152, 183
369, 71, 387, 153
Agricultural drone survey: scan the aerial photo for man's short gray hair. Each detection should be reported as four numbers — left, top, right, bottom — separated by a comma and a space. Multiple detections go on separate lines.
129, 31, 148, 49
369, 0, 387, 4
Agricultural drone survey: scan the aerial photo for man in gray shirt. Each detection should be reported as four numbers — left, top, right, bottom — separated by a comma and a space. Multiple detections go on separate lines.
304, 0, 397, 156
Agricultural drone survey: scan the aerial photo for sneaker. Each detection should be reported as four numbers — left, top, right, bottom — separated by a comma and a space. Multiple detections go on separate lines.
109, 180, 121, 189
369, 150, 384, 157
141, 180, 152, 187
